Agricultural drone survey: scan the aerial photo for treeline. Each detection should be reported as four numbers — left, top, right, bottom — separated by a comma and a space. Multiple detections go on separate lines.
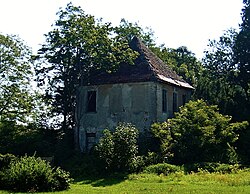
0, 0, 249, 168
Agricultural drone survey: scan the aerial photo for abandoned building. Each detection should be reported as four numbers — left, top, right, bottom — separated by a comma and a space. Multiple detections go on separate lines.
75, 36, 194, 152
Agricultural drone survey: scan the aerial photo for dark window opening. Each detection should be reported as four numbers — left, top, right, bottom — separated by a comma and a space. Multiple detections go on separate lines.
182, 94, 187, 105
173, 92, 178, 113
162, 89, 167, 113
87, 91, 96, 112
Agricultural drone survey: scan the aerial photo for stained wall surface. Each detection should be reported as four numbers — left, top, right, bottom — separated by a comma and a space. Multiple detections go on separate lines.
76, 81, 192, 152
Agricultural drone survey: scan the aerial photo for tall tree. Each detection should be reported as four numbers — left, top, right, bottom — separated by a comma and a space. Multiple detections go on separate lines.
197, 0, 250, 121
194, 29, 244, 118
36, 3, 137, 130
151, 45, 202, 87
170, 46, 202, 86
234, 0, 250, 102
0, 33, 35, 123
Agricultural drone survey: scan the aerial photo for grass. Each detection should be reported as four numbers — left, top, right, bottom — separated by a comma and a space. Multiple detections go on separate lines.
1, 170, 250, 193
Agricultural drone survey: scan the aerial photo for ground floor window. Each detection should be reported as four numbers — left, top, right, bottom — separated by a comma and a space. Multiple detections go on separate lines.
182, 94, 187, 105
86, 132, 96, 151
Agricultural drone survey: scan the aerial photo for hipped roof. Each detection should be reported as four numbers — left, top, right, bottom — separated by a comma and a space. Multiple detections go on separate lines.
86, 36, 194, 90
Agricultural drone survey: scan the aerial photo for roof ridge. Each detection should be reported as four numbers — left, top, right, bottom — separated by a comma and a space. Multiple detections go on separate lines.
130, 36, 185, 82
130, 36, 156, 75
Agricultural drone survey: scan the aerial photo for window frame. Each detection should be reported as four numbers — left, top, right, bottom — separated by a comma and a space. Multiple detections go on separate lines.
182, 94, 187, 106
162, 89, 168, 113
173, 92, 178, 113
86, 90, 97, 113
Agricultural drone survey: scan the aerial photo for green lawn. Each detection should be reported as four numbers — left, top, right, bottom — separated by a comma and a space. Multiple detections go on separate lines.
1, 170, 250, 193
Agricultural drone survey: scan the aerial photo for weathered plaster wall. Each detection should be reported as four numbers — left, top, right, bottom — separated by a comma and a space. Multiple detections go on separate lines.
76, 81, 192, 152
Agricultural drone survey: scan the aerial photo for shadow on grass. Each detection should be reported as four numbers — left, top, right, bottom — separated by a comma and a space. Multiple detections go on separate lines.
74, 173, 128, 187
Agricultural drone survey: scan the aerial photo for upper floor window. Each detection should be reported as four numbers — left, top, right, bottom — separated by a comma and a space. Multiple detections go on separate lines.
162, 89, 167, 113
87, 91, 96, 112
182, 94, 187, 106
173, 92, 178, 113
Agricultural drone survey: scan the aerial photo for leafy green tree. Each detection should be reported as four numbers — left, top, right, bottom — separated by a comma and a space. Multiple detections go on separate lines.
0, 34, 35, 123
169, 46, 202, 86
234, 0, 250, 102
151, 100, 248, 164
151, 45, 202, 87
0, 34, 56, 156
36, 3, 137, 131
95, 123, 139, 172
194, 29, 244, 118
114, 19, 156, 47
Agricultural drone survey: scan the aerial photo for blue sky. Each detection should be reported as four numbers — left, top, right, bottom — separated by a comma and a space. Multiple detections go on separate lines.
0, 0, 244, 59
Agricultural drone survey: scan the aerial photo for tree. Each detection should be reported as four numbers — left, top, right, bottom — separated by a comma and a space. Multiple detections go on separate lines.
151, 45, 202, 87
151, 100, 248, 164
232, 0, 250, 122
169, 46, 202, 86
196, 9, 250, 121
36, 3, 138, 130
0, 33, 35, 123
234, 0, 250, 102
114, 19, 156, 47
194, 29, 244, 118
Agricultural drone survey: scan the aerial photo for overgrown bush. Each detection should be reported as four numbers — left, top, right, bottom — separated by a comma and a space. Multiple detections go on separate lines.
151, 100, 249, 164
184, 162, 241, 174
95, 123, 139, 172
129, 152, 162, 173
0, 155, 72, 192
143, 163, 182, 175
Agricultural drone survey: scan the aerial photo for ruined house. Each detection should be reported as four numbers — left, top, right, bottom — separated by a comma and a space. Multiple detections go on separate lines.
75, 36, 194, 152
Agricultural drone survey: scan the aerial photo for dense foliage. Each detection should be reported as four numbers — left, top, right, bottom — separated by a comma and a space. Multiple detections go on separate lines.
151, 100, 248, 164
184, 162, 241, 174
151, 46, 203, 87
0, 155, 71, 192
143, 163, 182, 175
234, 0, 250, 104
0, 34, 36, 123
36, 3, 138, 131
195, 0, 250, 122
95, 123, 139, 172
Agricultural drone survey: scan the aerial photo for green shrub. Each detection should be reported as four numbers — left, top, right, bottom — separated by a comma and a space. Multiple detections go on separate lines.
0, 155, 72, 192
143, 163, 182, 175
151, 100, 248, 164
215, 163, 241, 173
129, 155, 146, 173
52, 167, 72, 191
184, 162, 241, 173
95, 123, 139, 172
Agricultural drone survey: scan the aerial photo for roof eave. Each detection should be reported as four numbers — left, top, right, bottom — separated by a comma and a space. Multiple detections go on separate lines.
156, 74, 195, 90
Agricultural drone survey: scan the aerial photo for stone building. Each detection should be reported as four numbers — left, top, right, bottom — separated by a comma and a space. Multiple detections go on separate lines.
75, 36, 194, 152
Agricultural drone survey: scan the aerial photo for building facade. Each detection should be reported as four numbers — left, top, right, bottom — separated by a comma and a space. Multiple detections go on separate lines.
75, 37, 194, 152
